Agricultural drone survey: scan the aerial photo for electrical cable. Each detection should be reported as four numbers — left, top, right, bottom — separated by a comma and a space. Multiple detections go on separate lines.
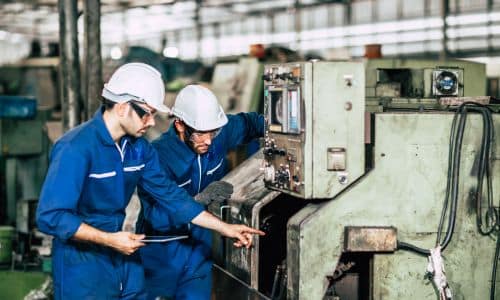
491, 230, 500, 300
398, 103, 496, 257
397, 104, 466, 255
397, 102, 500, 299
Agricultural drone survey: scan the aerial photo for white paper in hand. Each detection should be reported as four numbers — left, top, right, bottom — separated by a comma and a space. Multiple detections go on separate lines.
140, 235, 189, 243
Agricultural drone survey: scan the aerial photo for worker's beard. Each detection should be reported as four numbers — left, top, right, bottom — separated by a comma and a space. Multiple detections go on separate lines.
184, 133, 209, 155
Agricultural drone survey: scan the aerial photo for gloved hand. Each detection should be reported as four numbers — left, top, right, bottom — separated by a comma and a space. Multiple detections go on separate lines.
194, 181, 233, 205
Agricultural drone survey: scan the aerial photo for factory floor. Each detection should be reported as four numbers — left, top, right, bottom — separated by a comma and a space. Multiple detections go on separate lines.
0, 266, 263, 299
0, 270, 48, 299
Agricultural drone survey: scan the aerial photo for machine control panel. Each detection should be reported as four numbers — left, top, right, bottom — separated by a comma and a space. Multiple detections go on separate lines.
263, 135, 304, 193
262, 63, 305, 195
262, 61, 365, 198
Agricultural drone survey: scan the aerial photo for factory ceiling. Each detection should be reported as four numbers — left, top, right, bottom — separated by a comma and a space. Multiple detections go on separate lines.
0, 0, 341, 42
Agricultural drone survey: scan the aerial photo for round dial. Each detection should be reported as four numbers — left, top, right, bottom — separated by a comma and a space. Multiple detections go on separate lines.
435, 71, 458, 95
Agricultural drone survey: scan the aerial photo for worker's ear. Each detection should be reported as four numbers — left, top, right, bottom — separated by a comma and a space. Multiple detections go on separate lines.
116, 102, 129, 118
174, 119, 185, 133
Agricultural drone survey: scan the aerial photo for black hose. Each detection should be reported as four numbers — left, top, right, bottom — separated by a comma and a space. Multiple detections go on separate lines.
399, 103, 496, 256
439, 105, 466, 251
437, 111, 461, 244
397, 240, 429, 256
398, 106, 466, 256
491, 230, 500, 300
397, 102, 499, 300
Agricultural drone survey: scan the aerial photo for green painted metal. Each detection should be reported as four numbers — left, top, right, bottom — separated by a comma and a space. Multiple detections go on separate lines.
309, 62, 365, 199
0, 119, 43, 156
0, 271, 48, 300
288, 113, 500, 300
364, 58, 487, 113
0, 226, 14, 265
1, 108, 51, 226
364, 58, 486, 97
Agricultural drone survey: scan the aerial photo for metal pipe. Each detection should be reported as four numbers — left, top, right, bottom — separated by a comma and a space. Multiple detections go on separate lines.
195, 0, 202, 59
84, 0, 103, 119
58, 0, 81, 131
440, 0, 449, 60
294, 0, 301, 51
488, 0, 493, 53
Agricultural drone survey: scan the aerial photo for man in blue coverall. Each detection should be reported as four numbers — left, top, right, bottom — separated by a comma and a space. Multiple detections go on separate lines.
36, 63, 264, 300
139, 84, 264, 299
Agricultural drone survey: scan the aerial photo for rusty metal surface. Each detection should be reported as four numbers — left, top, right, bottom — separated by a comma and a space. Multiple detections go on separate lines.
344, 226, 397, 252
375, 82, 401, 97
439, 96, 491, 106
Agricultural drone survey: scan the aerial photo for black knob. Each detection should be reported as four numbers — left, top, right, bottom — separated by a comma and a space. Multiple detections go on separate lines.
272, 149, 286, 156
263, 147, 274, 156
276, 170, 289, 185
262, 74, 272, 82
292, 175, 299, 182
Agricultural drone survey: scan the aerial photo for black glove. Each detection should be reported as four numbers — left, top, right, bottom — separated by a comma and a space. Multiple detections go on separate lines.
194, 181, 234, 205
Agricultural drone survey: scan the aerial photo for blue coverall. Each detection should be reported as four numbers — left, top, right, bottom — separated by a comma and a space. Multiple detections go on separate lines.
36, 108, 204, 300
139, 112, 264, 300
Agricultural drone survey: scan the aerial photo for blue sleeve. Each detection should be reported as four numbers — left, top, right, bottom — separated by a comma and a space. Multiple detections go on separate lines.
224, 112, 264, 150
36, 142, 86, 241
138, 144, 204, 232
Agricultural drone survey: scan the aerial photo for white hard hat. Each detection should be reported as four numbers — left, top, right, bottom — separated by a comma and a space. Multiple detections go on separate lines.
172, 85, 228, 131
102, 62, 169, 113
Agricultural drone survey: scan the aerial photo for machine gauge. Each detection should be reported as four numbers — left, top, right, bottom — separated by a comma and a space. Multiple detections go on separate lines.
433, 70, 459, 96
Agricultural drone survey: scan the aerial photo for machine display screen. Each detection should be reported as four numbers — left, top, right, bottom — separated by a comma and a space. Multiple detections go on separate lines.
269, 90, 283, 132
287, 89, 300, 133
267, 88, 302, 134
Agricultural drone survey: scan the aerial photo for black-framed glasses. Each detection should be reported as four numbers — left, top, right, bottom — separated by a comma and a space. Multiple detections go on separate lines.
129, 101, 155, 121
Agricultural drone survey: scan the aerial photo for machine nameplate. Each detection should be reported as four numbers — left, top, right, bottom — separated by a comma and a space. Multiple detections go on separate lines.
344, 226, 397, 252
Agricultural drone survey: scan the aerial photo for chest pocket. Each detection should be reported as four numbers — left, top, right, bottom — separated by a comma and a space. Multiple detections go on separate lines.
86, 170, 118, 208
89, 171, 116, 179
206, 158, 224, 177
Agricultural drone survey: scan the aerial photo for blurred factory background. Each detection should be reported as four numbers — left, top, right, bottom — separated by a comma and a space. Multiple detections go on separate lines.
1, 0, 500, 299
2, 0, 500, 62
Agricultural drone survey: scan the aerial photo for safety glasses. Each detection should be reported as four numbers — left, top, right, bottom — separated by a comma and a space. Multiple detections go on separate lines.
185, 126, 221, 142
129, 101, 155, 121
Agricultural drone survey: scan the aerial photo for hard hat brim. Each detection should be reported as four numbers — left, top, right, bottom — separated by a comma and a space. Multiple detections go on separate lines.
102, 86, 170, 113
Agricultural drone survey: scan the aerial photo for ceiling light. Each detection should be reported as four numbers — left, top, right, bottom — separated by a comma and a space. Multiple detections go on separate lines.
163, 46, 179, 58
110, 46, 122, 60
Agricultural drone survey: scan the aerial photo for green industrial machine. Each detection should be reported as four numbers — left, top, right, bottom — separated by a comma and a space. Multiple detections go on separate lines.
0, 96, 50, 229
210, 59, 500, 300
211, 57, 264, 115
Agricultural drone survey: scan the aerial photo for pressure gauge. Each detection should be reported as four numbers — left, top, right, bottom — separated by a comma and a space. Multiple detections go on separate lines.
433, 69, 460, 96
